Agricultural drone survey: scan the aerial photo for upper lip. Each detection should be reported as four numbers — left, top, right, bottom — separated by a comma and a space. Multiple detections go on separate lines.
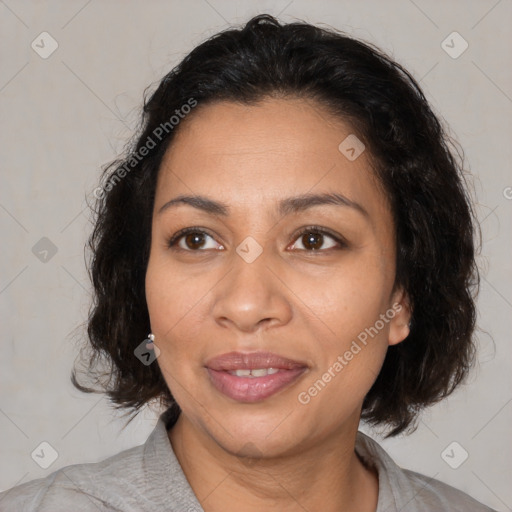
205, 351, 308, 371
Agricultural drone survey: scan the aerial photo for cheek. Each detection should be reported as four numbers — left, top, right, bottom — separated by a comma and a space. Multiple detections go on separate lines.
291, 253, 392, 396
145, 255, 222, 398
293, 276, 392, 429
145, 259, 195, 359
145, 264, 205, 406
145, 251, 216, 332
292, 251, 392, 340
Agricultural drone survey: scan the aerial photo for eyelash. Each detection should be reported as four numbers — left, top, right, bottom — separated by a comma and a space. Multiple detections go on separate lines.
166, 225, 347, 253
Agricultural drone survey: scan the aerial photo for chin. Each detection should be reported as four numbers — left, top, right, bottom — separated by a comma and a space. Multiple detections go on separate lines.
199, 402, 313, 456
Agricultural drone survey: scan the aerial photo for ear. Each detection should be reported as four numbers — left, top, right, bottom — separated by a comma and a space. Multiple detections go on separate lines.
388, 287, 412, 346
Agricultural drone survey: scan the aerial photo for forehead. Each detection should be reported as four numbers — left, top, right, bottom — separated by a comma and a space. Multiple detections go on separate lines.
155, 97, 388, 224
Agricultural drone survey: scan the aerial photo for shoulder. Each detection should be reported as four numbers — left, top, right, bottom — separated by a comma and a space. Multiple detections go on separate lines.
355, 431, 497, 512
397, 467, 496, 511
0, 408, 203, 512
0, 444, 145, 512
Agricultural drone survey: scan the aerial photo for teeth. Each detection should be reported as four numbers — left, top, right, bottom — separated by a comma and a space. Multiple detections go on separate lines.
251, 368, 269, 377
232, 369, 251, 377
228, 368, 280, 377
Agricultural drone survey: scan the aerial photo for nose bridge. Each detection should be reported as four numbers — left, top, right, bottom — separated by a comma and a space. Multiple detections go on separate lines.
227, 241, 273, 303
212, 240, 291, 331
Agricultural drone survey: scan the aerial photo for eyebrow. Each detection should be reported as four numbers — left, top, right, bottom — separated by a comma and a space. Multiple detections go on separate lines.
157, 192, 369, 218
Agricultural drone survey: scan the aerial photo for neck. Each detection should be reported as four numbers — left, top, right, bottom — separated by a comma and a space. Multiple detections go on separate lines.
168, 413, 378, 512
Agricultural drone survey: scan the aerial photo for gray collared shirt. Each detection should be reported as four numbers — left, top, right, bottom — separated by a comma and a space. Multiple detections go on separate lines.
0, 408, 496, 511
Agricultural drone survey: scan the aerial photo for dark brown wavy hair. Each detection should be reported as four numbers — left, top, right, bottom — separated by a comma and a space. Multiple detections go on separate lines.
71, 14, 480, 437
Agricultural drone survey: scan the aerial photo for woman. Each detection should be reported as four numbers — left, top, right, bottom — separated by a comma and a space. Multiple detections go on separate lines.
0, 14, 496, 512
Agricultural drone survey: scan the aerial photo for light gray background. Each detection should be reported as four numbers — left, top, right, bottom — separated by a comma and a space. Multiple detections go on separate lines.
1, 1, 511, 510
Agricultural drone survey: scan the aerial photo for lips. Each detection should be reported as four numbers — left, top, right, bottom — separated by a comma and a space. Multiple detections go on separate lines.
205, 351, 308, 403
206, 351, 307, 371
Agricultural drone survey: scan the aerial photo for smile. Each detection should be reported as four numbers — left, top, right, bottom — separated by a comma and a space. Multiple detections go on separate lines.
205, 351, 308, 402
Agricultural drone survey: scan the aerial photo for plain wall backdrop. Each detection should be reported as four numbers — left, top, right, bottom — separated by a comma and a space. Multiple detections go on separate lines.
1, 1, 511, 510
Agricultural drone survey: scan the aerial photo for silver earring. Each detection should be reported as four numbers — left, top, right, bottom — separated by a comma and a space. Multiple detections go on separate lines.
145, 333, 155, 349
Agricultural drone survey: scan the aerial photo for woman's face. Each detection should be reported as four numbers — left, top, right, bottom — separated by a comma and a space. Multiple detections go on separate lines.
145, 97, 410, 457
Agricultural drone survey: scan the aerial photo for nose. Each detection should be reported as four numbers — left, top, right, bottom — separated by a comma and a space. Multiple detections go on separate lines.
211, 248, 293, 333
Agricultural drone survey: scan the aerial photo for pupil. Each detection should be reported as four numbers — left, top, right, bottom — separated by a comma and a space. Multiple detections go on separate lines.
303, 232, 322, 250
186, 232, 205, 249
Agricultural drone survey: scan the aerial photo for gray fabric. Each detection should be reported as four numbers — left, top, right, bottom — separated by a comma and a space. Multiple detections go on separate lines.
0, 408, 496, 511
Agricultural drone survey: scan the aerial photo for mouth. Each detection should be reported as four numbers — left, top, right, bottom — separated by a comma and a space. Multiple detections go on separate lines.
205, 351, 308, 403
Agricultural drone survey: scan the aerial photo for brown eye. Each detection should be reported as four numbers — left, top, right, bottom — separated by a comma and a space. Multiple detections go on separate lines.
184, 232, 207, 250
291, 228, 341, 252
168, 228, 222, 251
301, 232, 324, 251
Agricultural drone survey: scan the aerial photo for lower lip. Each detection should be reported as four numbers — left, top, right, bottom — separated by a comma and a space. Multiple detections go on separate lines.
206, 368, 307, 402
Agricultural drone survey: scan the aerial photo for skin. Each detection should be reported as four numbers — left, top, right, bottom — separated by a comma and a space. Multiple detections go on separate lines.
145, 97, 411, 512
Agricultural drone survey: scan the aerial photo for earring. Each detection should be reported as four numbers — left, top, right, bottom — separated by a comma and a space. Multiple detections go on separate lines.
145, 333, 156, 349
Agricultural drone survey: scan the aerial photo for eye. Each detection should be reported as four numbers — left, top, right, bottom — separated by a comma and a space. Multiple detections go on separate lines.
289, 226, 346, 252
167, 226, 346, 253
167, 228, 224, 251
